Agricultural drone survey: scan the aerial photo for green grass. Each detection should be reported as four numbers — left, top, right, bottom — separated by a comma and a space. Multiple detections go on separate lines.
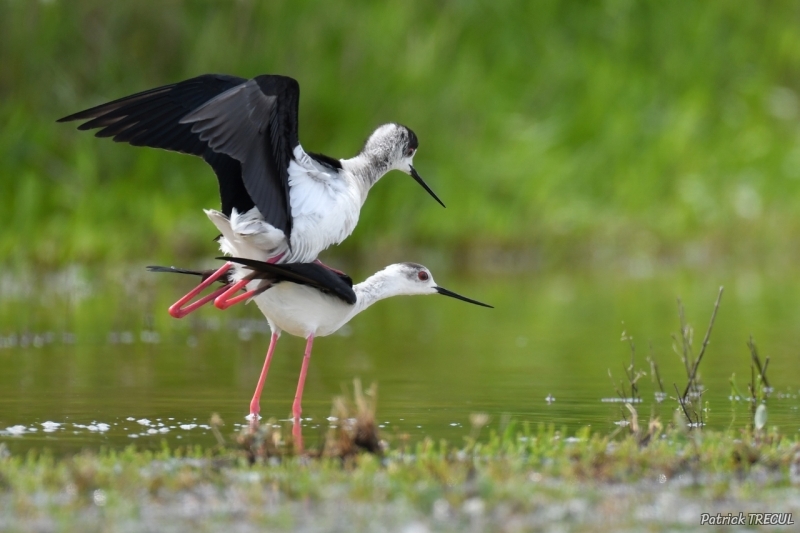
2, 424, 798, 532
5, 1, 800, 269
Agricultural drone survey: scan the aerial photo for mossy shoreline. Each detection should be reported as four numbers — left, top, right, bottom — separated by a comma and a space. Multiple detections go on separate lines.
2, 424, 799, 532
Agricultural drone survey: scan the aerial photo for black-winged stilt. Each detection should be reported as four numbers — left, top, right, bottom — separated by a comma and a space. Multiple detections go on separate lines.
148, 259, 491, 439
59, 74, 444, 316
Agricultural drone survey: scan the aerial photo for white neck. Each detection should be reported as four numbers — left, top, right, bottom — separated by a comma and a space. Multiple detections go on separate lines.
349, 269, 412, 317
340, 151, 393, 193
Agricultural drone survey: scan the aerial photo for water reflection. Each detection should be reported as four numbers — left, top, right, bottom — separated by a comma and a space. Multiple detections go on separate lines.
0, 266, 799, 454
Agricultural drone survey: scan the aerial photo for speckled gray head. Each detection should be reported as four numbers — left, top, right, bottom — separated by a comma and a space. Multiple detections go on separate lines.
361, 124, 444, 207
362, 123, 417, 161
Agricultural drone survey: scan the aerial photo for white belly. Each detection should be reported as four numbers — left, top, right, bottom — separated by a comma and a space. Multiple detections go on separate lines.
207, 168, 362, 266
252, 283, 354, 338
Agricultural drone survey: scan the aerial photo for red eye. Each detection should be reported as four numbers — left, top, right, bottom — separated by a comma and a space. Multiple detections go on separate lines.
418, 271, 429, 281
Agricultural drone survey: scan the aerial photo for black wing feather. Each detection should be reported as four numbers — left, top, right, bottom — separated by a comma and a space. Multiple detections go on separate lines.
146, 265, 233, 284
257, 75, 299, 238
58, 74, 245, 154
58, 74, 254, 215
203, 150, 254, 216
223, 257, 356, 305
179, 76, 300, 238
60, 73, 303, 231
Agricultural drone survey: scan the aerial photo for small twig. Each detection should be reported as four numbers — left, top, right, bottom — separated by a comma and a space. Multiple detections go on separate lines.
676, 298, 693, 378
629, 338, 636, 373
747, 336, 770, 389
692, 389, 707, 425
622, 362, 640, 401
729, 373, 746, 400
630, 340, 641, 401
748, 364, 757, 418
682, 287, 724, 400
648, 354, 665, 394
608, 369, 625, 400
210, 413, 226, 447
674, 383, 693, 424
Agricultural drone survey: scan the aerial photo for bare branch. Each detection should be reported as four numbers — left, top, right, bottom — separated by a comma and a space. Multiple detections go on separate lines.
676, 298, 692, 377
747, 336, 770, 389
674, 383, 693, 424
682, 287, 724, 400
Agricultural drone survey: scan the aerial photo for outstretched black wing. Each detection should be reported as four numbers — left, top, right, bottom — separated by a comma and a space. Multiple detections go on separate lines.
224, 257, 356, 305
58, 75, 253, 216
179, 75, 299, 238
58, 74, 302, 234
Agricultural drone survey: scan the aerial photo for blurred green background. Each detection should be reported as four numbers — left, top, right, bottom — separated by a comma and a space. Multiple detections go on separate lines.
4, 1, 800, 450
3, 0, 800, 272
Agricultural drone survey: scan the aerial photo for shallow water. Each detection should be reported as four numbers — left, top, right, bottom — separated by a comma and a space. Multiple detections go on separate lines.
1, 265, 798, 454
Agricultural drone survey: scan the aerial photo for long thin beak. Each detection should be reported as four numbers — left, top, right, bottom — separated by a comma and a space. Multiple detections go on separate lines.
410, 166, 445, 208
435, 286, 493, 308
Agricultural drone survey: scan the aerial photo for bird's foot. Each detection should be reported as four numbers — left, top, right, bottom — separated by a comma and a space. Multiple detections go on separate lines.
246, 414, 260, 432
291, 416, 304, 454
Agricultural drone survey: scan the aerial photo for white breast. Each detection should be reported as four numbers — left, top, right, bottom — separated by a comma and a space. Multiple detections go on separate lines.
211, 145, 364, 266
252, 282, 355, 338
285, 146, 362, 262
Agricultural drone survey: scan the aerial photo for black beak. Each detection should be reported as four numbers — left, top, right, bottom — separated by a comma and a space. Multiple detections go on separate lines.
410, 166, 445, 208
435, 286, 493, 308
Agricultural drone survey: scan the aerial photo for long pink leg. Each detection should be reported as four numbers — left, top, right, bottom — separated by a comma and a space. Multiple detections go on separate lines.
249, 332, 279, 419
291, 335, 314, 450
168, 262, 232, 318
292, 419, 304, 452
214, 253, 286, 310
214, 277, 258, 309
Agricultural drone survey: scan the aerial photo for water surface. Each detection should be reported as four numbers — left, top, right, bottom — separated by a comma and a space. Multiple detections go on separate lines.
1, 265, 798, 454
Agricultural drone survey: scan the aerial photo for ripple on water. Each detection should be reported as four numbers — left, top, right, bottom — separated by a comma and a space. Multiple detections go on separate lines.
1, 417, 223, 442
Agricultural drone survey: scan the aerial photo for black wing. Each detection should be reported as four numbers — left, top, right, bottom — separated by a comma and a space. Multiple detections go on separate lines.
178, 75, 299, 239
223, 257, 356, 305
57, 74, 300, 225
58, 75, 253, 216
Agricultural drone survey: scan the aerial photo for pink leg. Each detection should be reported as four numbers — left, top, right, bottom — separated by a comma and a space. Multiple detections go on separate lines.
291, 335, 313, 453
249, 332, 279, 418
292, 418, 304, 452
292, 335, 314, 421
168, 262, 232, 319
214, 277, 257, 309
214, 253, 286, 310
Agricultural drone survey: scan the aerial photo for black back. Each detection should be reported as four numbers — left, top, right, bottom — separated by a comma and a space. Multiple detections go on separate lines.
224, 257, 356, 305
307, 151, 343, 170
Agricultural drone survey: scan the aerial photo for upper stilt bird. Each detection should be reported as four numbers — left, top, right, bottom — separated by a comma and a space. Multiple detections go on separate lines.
148, 258, 491, 443
59, 74, 445, 317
